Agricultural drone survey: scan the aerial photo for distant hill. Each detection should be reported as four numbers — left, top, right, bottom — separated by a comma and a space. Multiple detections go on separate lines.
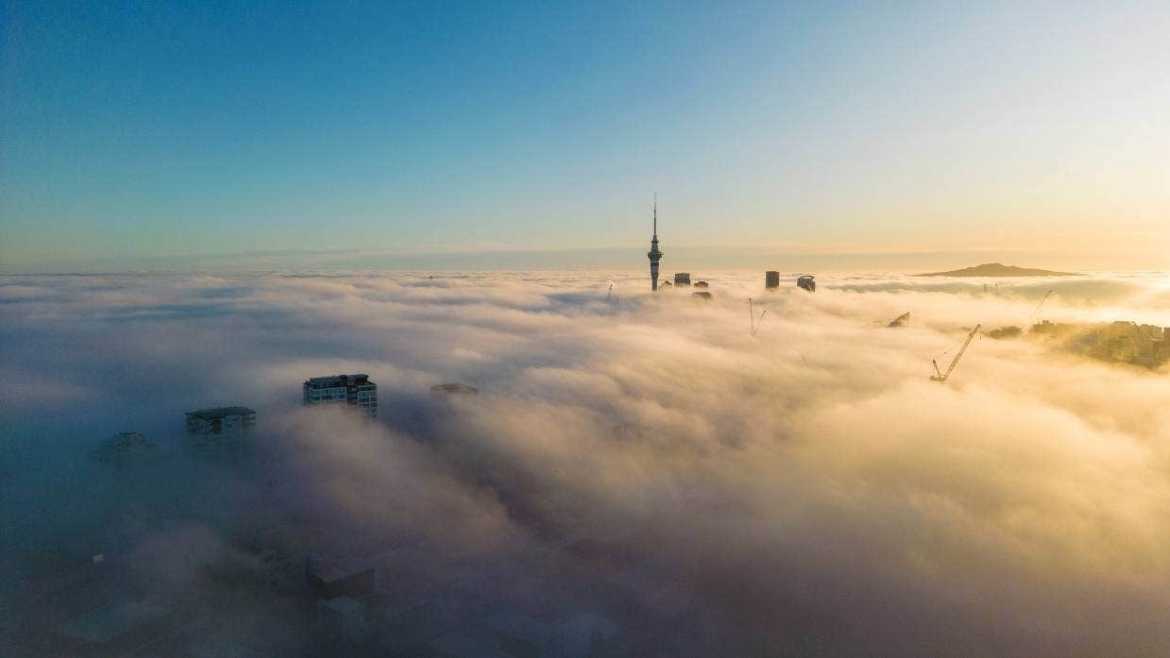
917, 263, 1075, 277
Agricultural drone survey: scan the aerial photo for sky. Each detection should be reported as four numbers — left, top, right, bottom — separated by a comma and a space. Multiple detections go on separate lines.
2, 1, 1169, 272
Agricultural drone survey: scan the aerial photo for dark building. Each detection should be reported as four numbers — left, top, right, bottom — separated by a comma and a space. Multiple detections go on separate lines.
797, 275, 816, 293
304, 374, 378, 417
674, 273, 691, 287
92, 432, 157, 464
185, 407, 256, 434
765, 271, 780, 290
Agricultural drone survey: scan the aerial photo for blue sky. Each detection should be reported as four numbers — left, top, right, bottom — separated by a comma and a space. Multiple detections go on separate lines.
2, 1, 1168, 271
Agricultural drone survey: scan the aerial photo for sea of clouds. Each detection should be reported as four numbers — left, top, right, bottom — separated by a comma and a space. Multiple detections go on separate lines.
2, 269, 1169, 657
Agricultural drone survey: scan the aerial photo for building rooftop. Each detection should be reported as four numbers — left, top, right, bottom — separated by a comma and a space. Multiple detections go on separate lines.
185, 406, 256, 420
92, 432, 158, 463
304, 374, 372, 388
431, 383, 479, 396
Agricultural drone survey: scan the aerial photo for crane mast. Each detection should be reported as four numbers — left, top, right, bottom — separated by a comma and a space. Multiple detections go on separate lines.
932, 324, 981, 382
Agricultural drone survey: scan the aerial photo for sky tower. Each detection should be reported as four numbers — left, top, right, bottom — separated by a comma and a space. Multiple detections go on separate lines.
647, 196, 663, 291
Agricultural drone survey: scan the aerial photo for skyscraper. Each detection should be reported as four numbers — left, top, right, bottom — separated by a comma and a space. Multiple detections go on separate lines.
185, 407, 256, 434
647, 196, 663, 291
303, 374, 378, 417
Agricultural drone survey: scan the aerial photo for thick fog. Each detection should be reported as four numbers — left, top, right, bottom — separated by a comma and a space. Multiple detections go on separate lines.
2, 270, 1169, 657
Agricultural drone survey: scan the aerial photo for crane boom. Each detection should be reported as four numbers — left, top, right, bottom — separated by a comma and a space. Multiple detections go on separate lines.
1034, 290, 1053, 314
931, 324, 981, 382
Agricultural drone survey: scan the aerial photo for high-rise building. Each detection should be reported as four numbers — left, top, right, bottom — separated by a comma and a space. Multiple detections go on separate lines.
765, 271, 780, 290
647, 196, 663, 291
186, 407, 256, 434
92, 432, 157, 463
303, 374, 378, 417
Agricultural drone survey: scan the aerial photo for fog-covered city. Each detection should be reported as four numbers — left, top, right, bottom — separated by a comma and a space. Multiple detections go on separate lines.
3, 270, 1168, 656
5, 1, 1170, 655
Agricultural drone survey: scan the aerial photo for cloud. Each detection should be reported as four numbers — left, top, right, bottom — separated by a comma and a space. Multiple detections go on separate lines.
2, 270, 1168, 656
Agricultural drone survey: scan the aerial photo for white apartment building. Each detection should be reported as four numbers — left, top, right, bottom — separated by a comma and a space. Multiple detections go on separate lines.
303, 374, 378, 417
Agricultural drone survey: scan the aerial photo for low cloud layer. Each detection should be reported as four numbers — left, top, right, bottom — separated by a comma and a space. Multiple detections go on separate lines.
2, 270, 1169, 657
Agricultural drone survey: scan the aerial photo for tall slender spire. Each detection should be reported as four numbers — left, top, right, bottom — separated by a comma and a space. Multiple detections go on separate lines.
647, 194, 663, 291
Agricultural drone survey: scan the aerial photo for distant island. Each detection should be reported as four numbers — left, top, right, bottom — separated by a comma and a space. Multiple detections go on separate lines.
917, 263, 1076, 277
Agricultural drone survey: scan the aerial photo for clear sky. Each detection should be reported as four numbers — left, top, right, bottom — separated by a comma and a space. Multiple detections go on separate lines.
2, 1, 1168, 272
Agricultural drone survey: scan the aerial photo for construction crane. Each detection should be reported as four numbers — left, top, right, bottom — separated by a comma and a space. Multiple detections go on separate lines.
1031, 289, 1053, 321
748, 298, 768, 336
931, 324, 981, 383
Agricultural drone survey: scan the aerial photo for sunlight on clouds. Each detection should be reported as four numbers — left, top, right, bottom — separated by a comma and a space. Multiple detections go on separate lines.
2, 269, 1169, 656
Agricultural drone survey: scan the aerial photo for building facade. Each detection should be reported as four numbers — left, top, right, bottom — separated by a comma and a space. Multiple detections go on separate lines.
185, 407, 256, 434
304, 374, 378, 417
